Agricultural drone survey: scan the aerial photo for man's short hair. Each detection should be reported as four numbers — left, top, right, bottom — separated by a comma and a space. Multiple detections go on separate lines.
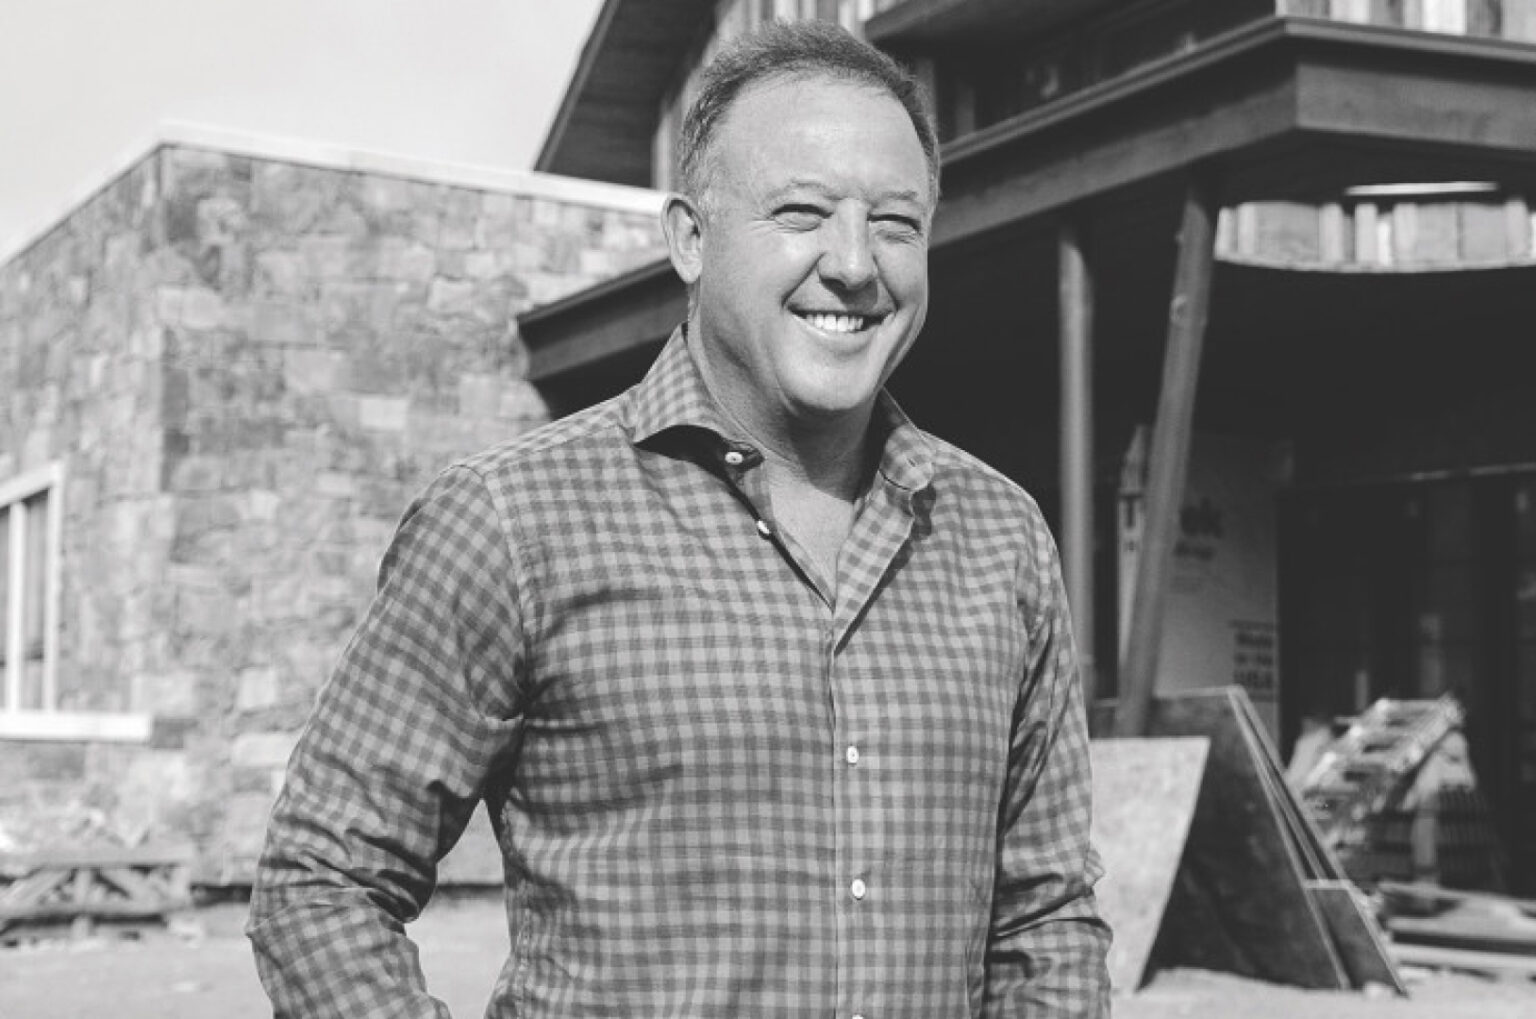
677, 19, 940, 205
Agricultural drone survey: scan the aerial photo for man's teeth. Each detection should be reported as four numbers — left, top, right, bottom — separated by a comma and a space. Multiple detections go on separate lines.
802, 312, 874, 334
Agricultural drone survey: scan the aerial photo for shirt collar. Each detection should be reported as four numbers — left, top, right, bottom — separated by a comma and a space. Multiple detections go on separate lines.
625, 326, 935, 494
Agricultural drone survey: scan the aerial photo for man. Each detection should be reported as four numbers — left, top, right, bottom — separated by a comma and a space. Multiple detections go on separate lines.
249, 19, 1110, 1017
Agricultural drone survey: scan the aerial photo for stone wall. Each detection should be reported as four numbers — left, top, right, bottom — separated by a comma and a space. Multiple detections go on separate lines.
0, 142, 666, 881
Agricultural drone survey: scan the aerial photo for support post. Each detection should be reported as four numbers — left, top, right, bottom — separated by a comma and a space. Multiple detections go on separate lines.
1115, 172, 1220, 737
1058, 218, 1097, 705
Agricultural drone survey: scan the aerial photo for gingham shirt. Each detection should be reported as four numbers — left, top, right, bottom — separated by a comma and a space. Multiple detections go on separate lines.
248, 331, 1110, 1017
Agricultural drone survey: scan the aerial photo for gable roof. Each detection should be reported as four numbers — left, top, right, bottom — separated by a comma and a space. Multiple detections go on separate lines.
534, 0, 718, 187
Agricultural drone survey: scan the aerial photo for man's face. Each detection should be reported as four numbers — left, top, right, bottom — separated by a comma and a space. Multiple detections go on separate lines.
671, 74, 933, 433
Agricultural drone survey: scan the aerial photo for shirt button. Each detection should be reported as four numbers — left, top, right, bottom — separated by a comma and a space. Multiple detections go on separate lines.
756, 519, 773, 538
845, 745, 860, 765
850, 878, 867, 901
724, 450, 745, 467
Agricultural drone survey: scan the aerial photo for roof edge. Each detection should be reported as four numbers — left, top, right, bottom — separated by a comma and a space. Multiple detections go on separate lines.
534, 0, 625, 174
2, 119, 665, 267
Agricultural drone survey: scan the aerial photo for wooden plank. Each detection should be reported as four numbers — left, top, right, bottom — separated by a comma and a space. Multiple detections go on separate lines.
0, 845, 194, 871
1391, 941, 1536, 977
1090, 737, 1208, 993
0, 899, 179, 923
99, 866, 165, 904
1379, 880, 1536, 916
1115, 172, 1218, 737
0, 868, 69, 907
1309, 879, 1409, 993
1092, 689, 1351, 989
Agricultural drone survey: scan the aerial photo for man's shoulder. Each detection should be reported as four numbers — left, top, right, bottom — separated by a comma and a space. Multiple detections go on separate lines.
920, 428, 1046, 525
456, 394, 629, 484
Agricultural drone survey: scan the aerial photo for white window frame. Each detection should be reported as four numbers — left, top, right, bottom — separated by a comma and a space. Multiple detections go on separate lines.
0, 462, 150, 741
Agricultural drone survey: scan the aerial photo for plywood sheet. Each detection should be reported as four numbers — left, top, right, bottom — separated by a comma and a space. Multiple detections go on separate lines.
1092, 688, 1350, 989
1090, 737, 1208, 993
1232, 689, 1342, 881
1309, 879, 1408, 993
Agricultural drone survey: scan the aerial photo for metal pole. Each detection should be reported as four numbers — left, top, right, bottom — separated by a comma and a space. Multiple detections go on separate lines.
1115, 172, 1219, 737
1059, 218, 1097, 706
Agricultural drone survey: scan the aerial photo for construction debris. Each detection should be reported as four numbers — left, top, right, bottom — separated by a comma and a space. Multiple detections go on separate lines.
1297, 696, 1505, 890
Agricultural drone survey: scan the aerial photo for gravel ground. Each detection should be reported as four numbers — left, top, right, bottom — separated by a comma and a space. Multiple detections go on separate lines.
2, 893, 1533, 1018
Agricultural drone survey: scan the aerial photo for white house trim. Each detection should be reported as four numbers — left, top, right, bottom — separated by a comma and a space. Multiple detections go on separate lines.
0, 120, 665, 266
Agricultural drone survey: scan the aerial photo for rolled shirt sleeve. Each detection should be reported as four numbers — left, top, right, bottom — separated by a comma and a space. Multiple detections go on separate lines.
247, 465, 528, 1018
984, 532, 1113, 1016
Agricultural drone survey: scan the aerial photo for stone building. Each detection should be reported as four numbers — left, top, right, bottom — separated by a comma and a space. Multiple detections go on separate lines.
0, 126, 665, 883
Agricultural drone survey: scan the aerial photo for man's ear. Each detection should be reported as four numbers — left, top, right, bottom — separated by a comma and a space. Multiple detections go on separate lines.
661, 194, 704, 286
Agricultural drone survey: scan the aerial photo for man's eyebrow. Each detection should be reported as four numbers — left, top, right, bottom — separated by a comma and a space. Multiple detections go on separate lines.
764, 181, 929, 206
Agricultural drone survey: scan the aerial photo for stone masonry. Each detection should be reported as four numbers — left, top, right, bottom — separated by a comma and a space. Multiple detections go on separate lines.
0, 142, 666, 882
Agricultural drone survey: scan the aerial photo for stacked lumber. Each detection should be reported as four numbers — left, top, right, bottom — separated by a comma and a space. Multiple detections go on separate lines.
0, 845, 192, 942
1380, 881, 1536, 979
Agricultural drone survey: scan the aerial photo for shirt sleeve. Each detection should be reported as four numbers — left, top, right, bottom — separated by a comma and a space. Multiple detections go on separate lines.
983, 523, 1113, 1017
246, 465, 528, 1018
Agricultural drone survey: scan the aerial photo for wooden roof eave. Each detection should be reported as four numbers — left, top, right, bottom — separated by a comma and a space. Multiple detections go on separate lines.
521, 259, 684, 381
521, 16, 1536, 381
535, 0, 717, 187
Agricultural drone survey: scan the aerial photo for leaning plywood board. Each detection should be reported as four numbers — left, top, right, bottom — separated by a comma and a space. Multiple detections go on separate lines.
1090, 737, 1208, 993
1233, 689, 1342, 881
1309, 879, 1408, 994
1092, 688, 1350, 990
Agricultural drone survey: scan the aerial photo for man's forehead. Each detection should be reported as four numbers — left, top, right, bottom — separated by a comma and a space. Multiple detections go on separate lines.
728, 71, 905, 122
713, 75, 927, 171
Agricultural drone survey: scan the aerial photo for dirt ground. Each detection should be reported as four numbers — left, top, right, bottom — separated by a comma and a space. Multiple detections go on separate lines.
2, 892, 1534, 1018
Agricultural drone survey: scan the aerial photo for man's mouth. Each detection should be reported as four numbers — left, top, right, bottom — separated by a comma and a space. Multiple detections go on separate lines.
797, 311, 884, 334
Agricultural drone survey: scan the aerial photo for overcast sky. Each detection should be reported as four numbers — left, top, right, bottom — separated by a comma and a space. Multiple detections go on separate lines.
0, 0, 605, 255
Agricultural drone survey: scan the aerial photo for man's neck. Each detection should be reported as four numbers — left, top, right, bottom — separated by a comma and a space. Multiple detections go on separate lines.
688, 329, 877, 505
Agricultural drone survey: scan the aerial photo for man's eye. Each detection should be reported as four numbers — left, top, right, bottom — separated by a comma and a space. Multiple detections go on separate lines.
874, 216, 923, 239
775, 206, 826, 228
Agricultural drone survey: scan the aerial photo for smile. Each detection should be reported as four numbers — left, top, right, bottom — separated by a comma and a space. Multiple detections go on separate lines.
797, 311, 883, 334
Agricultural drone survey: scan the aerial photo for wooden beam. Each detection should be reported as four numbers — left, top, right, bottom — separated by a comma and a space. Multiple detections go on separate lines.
1115, 171, 1219, 738
1058, 217, 1097, 704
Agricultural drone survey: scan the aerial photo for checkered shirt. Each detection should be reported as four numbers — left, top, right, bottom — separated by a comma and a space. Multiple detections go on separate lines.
248, 330, 1110, 1017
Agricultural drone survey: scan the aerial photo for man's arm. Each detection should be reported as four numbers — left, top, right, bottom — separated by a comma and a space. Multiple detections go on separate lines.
247, 466, 527, 1018
984, 534, 1112, 1017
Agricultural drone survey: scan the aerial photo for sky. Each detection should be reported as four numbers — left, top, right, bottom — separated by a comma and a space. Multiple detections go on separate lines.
0, 0, 606, 256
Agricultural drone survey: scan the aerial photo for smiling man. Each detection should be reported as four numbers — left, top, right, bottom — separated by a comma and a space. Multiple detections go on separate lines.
249, 19, 1110, 1019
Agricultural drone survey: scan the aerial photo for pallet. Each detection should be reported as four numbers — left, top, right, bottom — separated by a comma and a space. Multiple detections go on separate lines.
0, 845, 193, 940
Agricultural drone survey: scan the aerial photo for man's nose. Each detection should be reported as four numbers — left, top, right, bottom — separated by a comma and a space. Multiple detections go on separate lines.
819, 214, 876, 289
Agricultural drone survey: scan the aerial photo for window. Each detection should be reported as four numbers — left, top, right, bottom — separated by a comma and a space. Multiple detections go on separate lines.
0, 462, 148, 740
1, 462, 61, 713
